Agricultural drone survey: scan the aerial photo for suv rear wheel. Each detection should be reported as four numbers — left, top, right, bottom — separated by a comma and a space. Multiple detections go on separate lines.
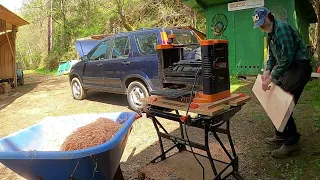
127, 81, 149, 111
71, 77, 87, 100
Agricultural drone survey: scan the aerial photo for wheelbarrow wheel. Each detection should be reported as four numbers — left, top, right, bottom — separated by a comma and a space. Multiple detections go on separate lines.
71, 77, 87, 100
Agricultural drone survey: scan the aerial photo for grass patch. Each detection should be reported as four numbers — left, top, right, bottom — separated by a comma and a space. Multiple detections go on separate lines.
303, 79, 320, 128
268, 159, 309, 180
35, 68, 57, 75
251, 111, 265, 121
230, 76, 251, 93
24, 68, 57, 75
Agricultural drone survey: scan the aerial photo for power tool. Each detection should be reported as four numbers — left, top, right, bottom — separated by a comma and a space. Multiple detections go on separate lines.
152, 13, 230, 103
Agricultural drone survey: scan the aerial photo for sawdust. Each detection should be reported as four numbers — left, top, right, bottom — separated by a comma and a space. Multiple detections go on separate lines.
39, 116, 98, 151
60, 117, 122, 151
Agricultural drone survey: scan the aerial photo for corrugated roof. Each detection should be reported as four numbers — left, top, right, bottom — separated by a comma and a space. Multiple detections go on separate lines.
0, 4, 29, 27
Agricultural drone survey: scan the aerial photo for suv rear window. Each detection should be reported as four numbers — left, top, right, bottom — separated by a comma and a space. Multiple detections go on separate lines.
165, 30, 199, 45
165, 30, 199, 51
135, 33, 158, 55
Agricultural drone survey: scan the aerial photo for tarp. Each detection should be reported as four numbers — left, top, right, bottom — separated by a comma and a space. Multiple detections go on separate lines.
75, 39, 100, 57
57, 60, 80, 76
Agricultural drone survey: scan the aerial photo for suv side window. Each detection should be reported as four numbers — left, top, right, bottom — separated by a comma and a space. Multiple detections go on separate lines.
89, 41, 108, 61
105, 39, 115, 59
112, 36, 130, 59
135, 33, 157, 55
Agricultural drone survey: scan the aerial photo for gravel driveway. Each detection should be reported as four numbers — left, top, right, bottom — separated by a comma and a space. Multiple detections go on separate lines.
1, 73, 319, 180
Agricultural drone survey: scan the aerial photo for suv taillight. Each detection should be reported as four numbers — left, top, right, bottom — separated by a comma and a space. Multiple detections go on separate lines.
160, 32, 168, 44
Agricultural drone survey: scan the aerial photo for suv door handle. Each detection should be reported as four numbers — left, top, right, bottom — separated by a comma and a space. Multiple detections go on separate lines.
122, 61, 131, 65
97, 63, 103, 66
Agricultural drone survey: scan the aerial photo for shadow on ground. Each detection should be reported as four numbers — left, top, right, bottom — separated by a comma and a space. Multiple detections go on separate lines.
0, 75, 40, 111
86, 91, 130, 107
120, 78, 320, 180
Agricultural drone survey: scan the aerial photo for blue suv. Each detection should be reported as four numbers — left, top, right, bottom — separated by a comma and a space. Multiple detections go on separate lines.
69, 27, 200, 111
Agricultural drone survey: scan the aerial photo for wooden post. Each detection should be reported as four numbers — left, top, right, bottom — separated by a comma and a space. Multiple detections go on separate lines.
5, 23, 16, 89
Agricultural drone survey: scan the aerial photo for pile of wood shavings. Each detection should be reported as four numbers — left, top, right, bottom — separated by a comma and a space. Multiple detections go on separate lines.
60, 117, 122, 151
39, 117, 99, 151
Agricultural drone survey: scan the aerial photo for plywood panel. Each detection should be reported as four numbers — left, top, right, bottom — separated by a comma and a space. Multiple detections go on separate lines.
0, 19, 5, 32
252, 74, 295, 132
0, 31, 14, 79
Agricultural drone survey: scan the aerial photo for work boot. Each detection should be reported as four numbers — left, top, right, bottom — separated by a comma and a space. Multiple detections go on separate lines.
264, 135, 284, 145
271, 143, 299, 158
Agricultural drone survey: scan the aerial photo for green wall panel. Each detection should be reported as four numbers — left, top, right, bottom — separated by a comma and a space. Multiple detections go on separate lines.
206, 3, 237, 75
206, 3, 264, 75
294, 0, 310, 45
234, 9, 264, 75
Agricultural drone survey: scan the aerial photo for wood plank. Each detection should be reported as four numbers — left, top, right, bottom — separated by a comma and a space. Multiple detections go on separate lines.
252, 74, 295, 132
205, 93, 242, 109
311, 72, 320, 78
142, 96, 226, 116
0, 31, 14, 79
142, 93, 250, 117
229, 96, 251, 106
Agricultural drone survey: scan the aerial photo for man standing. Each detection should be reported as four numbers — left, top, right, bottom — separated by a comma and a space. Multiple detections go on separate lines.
252, 7, 312, 158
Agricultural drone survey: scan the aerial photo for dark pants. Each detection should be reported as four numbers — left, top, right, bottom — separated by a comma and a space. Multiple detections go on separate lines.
274, 61, 312, 146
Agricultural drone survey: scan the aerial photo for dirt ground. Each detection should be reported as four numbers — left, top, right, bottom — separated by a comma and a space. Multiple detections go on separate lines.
0, 73, 319, 180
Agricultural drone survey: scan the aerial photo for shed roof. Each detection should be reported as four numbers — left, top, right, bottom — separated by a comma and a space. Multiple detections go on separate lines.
0, 4, 29, 28
181, 0, 317, 23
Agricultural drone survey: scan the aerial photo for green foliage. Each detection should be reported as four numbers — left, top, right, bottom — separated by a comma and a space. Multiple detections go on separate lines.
35, 67, 57, 75
16, 0, 206, 71
304, 79, 320, 128
311, 56, 320, 72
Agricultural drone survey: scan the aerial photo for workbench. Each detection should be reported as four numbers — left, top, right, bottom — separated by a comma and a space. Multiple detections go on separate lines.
140, 93, 250, 180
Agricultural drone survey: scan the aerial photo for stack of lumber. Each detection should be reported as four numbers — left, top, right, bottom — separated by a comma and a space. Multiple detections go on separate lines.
0, 82, 11, 95
141, 92, 251, 116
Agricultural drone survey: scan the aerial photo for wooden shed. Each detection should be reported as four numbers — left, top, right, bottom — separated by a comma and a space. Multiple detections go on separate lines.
0, 5, 29, 88
181, 0, 317, 76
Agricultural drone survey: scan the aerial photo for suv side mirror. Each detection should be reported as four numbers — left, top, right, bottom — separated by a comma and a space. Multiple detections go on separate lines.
81, 55, 89, 61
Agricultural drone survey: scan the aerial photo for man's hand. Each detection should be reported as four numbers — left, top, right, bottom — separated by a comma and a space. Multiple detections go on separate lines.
262, 75, 272, 91
261, 70, 270, 81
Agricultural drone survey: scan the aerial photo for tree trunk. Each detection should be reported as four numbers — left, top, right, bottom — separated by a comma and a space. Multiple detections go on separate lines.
314, 0, 320, 60
114, 0, 135, 31
61, 0, 66, 49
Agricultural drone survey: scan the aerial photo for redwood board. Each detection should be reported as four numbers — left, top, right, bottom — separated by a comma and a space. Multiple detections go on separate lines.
252, 74, 295, 132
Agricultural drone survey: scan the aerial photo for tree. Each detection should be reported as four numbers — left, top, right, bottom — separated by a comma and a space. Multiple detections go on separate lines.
114, 0, 135, 31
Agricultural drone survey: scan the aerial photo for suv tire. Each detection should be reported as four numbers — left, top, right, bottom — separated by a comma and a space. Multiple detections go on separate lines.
71, 77, 87, 100
127, 81, 149, 111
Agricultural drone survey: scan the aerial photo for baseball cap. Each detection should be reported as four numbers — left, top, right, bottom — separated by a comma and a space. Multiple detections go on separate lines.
252, 7, 270, 29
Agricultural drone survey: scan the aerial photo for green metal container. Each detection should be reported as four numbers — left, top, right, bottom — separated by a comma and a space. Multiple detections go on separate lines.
181, 0, 317, 76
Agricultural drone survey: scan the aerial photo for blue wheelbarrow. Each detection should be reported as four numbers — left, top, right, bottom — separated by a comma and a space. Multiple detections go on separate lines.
0, 112, 140, 180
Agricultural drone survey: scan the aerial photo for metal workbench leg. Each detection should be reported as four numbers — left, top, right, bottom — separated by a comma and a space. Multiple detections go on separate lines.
205, 124, 218, 176
226, 120, 237, 157
175, 110, 185, 138
175, 110, 186, 151
212, 131, 233, 161
151, 116, 166, 161
232, 172, 245, 180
